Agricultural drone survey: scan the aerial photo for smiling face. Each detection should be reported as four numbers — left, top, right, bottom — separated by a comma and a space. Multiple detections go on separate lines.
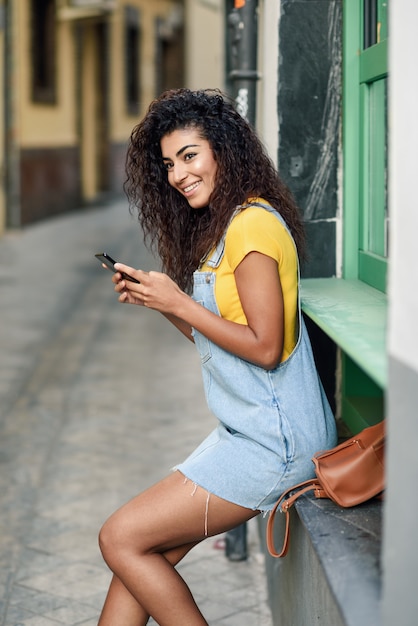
161, 128, 217, 209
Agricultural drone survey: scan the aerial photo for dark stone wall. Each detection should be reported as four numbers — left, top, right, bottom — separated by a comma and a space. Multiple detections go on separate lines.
277, 0, 342, 278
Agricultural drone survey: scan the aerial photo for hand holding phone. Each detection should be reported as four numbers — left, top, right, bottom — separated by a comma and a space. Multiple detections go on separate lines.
95, 253, 140, 284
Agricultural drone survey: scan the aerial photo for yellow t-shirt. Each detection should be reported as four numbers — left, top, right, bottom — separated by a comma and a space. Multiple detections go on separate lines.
201, 203, 298, 362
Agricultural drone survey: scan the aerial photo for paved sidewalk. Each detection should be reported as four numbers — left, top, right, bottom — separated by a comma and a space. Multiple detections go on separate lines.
0, 200, 273, 626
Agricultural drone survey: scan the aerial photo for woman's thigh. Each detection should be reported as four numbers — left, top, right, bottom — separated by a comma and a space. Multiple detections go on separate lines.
100, 470, 259, 557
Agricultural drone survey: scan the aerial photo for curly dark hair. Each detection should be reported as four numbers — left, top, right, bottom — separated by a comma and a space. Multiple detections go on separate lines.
124, 88, 305, 291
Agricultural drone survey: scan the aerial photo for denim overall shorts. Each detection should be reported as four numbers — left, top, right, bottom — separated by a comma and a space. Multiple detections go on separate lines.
175, 203, 337, 512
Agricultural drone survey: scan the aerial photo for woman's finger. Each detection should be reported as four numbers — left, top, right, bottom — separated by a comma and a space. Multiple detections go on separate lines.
114, 263, 143, 284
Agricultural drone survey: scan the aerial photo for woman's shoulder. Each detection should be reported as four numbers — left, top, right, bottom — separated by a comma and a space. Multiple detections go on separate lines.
229, 201, 288, 238
224, 200, 297, 272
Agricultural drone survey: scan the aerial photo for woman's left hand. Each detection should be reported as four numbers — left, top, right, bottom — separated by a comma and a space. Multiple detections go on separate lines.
113, 263, 186, 315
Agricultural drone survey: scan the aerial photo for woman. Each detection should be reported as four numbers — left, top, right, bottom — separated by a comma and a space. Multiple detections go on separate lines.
98, 88, 337, 625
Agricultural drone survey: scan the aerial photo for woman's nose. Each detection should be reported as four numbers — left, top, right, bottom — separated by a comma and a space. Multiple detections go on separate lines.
172, 161, 187, 183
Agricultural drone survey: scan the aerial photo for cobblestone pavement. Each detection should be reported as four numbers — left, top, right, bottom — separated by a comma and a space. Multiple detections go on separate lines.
0, 200, 273, 626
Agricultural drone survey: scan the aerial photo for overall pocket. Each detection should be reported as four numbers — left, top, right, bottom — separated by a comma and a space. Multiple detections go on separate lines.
191, 315, 212, 364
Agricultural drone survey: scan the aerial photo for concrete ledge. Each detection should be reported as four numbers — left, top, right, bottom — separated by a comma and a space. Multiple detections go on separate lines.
295, 495, 382, 626
261, 495, 383, 626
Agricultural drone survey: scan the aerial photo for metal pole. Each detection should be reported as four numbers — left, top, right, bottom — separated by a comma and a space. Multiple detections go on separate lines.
4, 0, 20, 228
224, 1, 259, 562
227, 0, 259, 127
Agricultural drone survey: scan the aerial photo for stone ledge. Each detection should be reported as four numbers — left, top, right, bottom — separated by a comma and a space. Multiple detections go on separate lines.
295, 494, 383, 626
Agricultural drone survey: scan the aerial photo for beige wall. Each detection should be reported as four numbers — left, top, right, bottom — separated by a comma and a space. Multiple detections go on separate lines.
184, 0, 224, 91
18, 0, 185, 149
19, 1, 77, 148
111, 0, 185, 144
257, 0, 279, 166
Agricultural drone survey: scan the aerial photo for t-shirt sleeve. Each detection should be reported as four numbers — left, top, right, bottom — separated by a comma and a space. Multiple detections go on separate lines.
225, 207, 285, 272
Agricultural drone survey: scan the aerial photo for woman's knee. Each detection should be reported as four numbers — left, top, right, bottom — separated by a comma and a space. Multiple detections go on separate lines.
98, 517, 113, 564
98, 502, 159, 570
98, 513, 128, 569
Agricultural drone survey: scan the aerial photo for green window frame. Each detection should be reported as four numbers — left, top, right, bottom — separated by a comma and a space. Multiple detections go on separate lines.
343, 0, 389, 293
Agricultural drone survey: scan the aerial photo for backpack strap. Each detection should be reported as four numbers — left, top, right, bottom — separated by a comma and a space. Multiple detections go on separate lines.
266, 478, 324, 557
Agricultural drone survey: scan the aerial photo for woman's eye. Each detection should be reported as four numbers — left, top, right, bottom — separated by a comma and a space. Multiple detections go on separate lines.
184, 152, 196, 161
164, 162, 173, 171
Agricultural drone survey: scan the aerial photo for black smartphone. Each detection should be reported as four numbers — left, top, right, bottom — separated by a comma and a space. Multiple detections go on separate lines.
95, 252, 140, 283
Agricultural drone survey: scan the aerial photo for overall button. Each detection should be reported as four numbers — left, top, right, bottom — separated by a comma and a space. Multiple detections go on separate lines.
205, 275, 211, 283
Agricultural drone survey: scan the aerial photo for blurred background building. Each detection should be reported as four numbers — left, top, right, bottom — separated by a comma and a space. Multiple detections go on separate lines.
0, 0, 224, 231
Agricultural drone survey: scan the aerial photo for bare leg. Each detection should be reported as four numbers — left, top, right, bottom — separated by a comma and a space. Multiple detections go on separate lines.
98, 542, 199, 626
98, 574, 146, 626
98, 471, 258, 626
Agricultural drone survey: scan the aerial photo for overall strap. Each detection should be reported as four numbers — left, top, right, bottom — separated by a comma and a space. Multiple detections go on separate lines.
242, 201, 299, 264
205, 201, 300, 286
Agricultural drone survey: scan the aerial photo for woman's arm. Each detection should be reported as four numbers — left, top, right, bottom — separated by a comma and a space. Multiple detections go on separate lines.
162, 313, 195, 342
113, 252, 284, 369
